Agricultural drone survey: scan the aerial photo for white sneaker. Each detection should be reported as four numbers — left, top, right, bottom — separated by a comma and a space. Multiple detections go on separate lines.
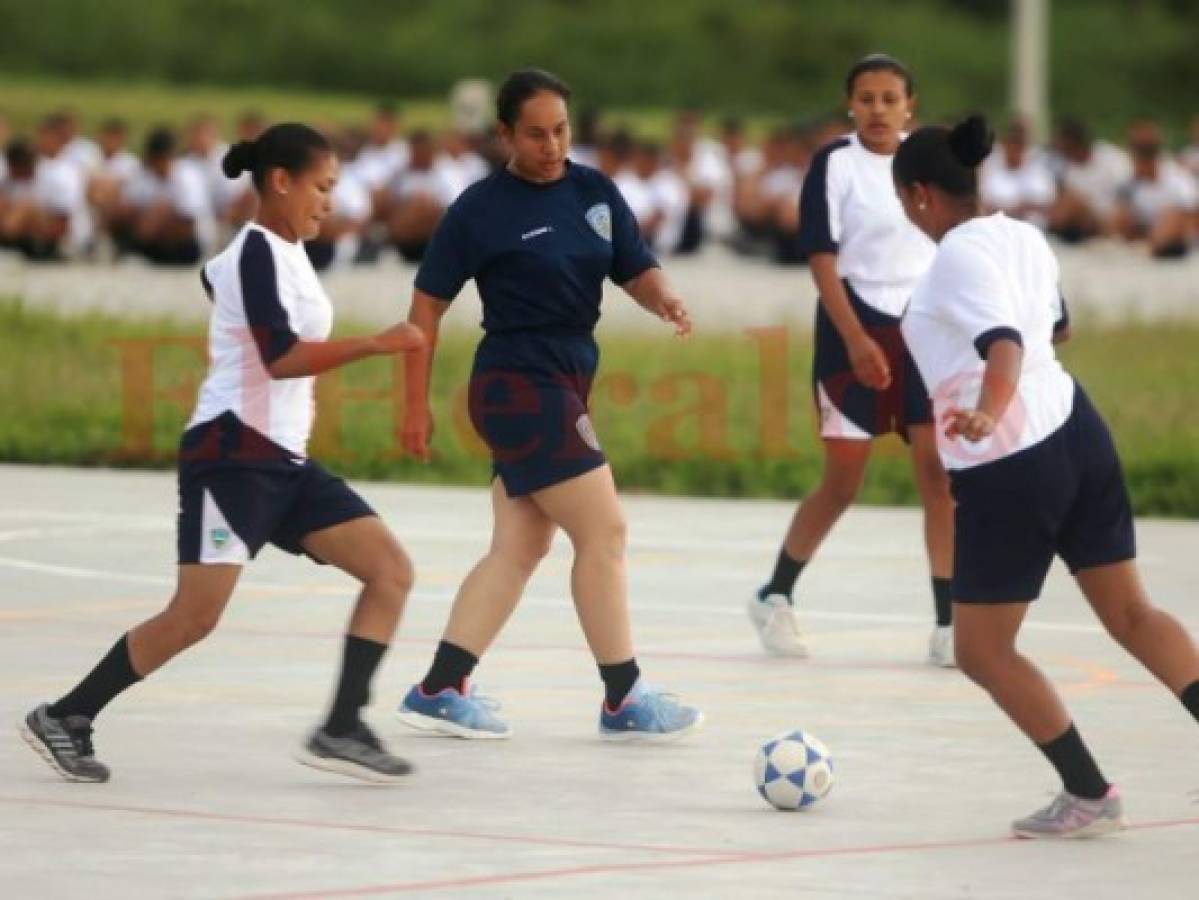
928, 625, 956, 668
1012, 787, 1127, 839
747, 593, 807, 657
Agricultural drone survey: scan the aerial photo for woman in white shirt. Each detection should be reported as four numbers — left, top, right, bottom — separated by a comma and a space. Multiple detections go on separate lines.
895, 114, 1199, 839
22, 124, 426, 786
749, 55, 954, 666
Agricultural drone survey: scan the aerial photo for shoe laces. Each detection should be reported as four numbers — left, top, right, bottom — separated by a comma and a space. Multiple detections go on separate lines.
768, 604, 801, 637
466, 687, 502, 713
64, 719, 96, 757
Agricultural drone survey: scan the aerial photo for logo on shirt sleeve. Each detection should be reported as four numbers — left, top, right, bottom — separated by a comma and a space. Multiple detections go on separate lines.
585, 203, 612, 242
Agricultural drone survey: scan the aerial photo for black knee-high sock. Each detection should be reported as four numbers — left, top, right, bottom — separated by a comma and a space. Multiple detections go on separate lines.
420, 640, 478, 696
599, 658, 641, 709
47, 634, 141, 722
932, 577, 953, 627
1037, 723, 1110, 800
759, 549, 806, 603
324, 635, 388, 737
1182, 681, 1199, 722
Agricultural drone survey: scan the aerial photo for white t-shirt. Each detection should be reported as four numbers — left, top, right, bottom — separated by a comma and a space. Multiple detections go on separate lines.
902, 213, 1074, 471
352, 140, 410, 191
1060, 142, 1132, 218
647, 167, 690, 255
758, 165, 803, 204
435, 152, 489, 200
33, 156, 93, 252
1122, 159, 1199, 228
613, 169, 656, 227
980, 149, 1056, 218
388, 166, 458, 207
98, 150, 141, 183
798, 133, 935, 316
190, 223, 333, 457
332, 170, 372, 222
62, 136, 102, 176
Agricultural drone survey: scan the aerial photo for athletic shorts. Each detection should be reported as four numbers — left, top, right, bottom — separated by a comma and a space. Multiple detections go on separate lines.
812, 280, 933, 440
469, 330, 607, 497
176, 412, 375, 565
949, 382, 1136, 603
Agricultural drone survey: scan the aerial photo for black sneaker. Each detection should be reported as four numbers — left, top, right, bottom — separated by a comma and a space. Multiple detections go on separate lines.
294, 722, 413, 784
20, 703, 110, 783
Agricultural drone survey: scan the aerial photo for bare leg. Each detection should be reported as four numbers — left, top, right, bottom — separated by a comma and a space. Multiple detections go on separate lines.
780, 438, 872, 563
441, 478, 556, 656
1076, 560, 1199, 695
529, 465, 633, 664
954, 601, 1071, 744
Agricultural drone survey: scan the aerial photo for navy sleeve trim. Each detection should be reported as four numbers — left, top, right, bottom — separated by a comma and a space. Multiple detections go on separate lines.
199, 266, 214, 302
796, 137, 848, 258
239, 230, 299, 367
1054, 295, 1070, 333
974, 326, 1024, 359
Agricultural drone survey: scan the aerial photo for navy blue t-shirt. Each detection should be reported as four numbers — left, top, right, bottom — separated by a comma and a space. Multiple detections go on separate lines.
414, 162, 658, 334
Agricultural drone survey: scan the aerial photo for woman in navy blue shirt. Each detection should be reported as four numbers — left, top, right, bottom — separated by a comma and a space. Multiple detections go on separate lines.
397, 70, 703, 741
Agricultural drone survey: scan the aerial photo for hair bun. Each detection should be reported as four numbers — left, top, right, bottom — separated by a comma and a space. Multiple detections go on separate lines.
947, 115, 994, 168
221, 140, 257, 178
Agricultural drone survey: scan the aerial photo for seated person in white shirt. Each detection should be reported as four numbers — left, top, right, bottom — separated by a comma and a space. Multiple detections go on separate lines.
0, 115, 9, 183
633, 139, 688, 255
1047, 118, 1132, 243
436, 129, 491, 198
305, 130, 374, 271
88, 118, 142, 226
598, 130, 658, 236
383, 130, 456, 262
980, 117, 1056, 227
0, 137, 37, 253
354, 101, 410, 221
668, 110, 728, 253
2, 116, 92, 260
183, 113, 253, 229
1110, 119, 1197, 259
112, 127, 217, 265
58, 108, 102, 177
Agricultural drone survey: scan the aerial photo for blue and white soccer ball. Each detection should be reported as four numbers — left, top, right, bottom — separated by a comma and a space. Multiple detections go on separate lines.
754, 730, 834, 811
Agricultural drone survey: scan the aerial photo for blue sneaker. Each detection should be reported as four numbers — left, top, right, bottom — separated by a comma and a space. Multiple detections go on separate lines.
396, 680, 512, 740
599, 679, 704, 742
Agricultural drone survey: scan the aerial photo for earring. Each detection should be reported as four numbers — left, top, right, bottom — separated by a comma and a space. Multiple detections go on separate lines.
918, 203, 927, 210
847, 110, 855, 119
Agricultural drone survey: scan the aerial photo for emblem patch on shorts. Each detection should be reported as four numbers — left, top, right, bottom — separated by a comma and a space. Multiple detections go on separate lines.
576, 414, 602, 452
210, 527, 231, 549
585, 203, 612, 241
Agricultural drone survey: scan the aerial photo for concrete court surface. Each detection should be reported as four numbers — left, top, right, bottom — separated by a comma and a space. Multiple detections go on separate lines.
1, 463, 1197, 899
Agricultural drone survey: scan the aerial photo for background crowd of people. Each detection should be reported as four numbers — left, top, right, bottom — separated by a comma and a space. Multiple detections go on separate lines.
2, 99, 1197, 270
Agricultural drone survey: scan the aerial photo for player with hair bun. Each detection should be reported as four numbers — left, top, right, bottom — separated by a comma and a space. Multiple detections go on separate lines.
21, 123, 427, 785
895, 113, 1199, 838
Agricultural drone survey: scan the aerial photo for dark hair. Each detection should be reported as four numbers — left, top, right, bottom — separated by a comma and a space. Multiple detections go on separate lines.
846, 53, 915, 97
1055, 116, 1091, 148
222, 122, 331, 190
496, 69, 571, 128
893, 115, 993, 198
144, 126, 177, 161
5, 137, 35, 170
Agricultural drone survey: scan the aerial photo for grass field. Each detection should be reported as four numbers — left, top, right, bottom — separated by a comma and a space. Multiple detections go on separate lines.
3, 300, 1197, 516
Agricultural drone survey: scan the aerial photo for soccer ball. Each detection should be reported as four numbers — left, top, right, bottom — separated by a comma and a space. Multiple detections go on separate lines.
754, 730, 834, 811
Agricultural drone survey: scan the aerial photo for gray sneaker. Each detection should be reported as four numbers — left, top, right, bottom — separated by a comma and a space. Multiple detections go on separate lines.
20, 703, 110, 783
1012, 788, 1127, 839
294, 723, 413, 784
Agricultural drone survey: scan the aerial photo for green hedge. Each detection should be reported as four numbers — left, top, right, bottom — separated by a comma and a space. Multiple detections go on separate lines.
0, 0, 1195, 140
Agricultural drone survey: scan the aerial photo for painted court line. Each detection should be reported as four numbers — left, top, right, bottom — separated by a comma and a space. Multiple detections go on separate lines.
237, 816, 1199, 898
0, 553, 1116, 637
0, 796, 745, 859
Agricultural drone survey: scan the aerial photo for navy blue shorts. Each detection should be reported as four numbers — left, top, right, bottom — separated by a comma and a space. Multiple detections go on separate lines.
176, 413, 375, 565
950, 384, 1136, 603
469, 331, 607, 497
813, 281, 932, 440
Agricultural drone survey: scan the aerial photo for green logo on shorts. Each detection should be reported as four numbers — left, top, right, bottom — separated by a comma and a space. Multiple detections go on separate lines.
210, 527, 230, 549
